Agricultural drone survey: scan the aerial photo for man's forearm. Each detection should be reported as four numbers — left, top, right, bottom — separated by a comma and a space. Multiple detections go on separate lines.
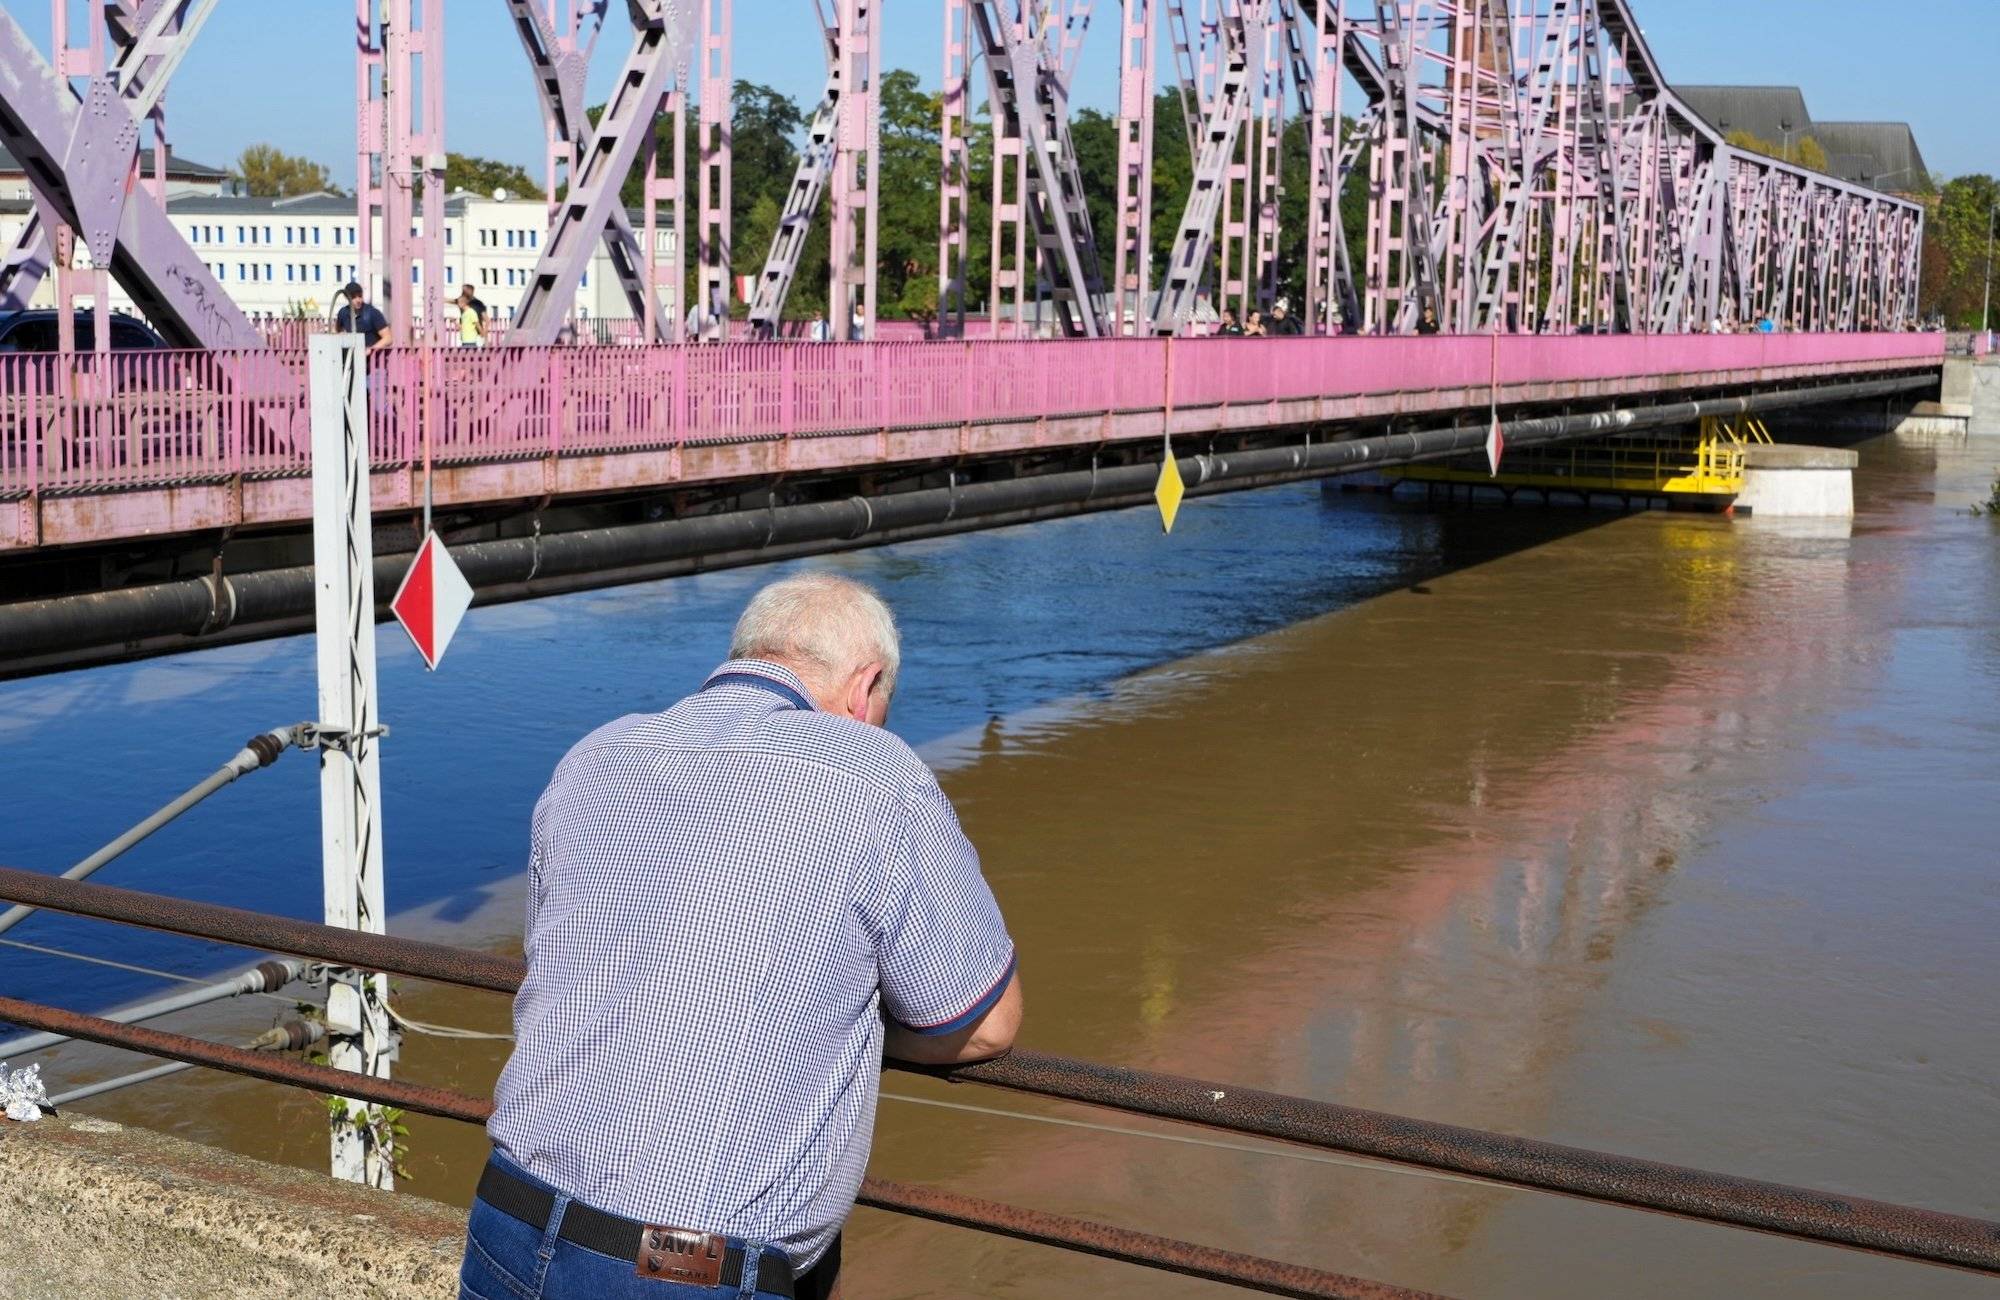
883, 971, 1021, 1066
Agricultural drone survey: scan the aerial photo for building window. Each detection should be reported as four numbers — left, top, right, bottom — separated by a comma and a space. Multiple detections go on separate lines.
263, 226, 272, 242
581, 270, 589, 288
445, 265, 455, 284
506, 230, 516, 248
236, 226, 246, 243
529, 230, 539, 248
215, 264, 225, 281
264, 262, 273, 280
445, 228, 453, 246
313, 228, 322, 245
412, 266, 420, 284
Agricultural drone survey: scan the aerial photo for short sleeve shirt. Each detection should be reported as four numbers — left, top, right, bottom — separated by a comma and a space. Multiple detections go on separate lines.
487, 660, 1015, 1270
335, 302, 389, 348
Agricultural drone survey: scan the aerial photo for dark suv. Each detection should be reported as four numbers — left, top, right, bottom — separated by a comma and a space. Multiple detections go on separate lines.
0, 308, 168, 352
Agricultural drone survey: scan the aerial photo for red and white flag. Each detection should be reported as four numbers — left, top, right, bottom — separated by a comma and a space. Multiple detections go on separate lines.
390, 532, 474, 671
1485, 413, 1505, 477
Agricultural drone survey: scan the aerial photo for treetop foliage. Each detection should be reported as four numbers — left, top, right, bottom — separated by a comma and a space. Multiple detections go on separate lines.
231, 144, 336, 198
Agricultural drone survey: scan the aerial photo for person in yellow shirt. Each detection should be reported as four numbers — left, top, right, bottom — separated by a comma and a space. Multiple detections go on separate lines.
456, 284, 488, 348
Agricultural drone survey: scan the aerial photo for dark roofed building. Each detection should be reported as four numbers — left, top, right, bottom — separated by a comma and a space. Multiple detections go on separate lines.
1812, 122, 1932, 194
0, 143, 227, 201
1676, 85, 1815, 150
1674, 84, 1932, 197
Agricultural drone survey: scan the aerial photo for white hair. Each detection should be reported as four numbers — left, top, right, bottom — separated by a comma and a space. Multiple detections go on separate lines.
729, 571, 901, 697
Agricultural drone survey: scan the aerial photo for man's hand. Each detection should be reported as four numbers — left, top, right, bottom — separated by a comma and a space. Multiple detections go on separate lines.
883, 970, 1021, 1066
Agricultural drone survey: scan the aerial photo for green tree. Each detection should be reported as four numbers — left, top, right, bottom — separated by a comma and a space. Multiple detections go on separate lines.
446, 153, 538, 198
1922, 174, 1999, 327
232, 144, 335, 198
1724, 128, 1829, 173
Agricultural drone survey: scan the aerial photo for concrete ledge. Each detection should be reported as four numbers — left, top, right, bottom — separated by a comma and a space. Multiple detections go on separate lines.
1744, 444, 1859, 470
0, 1115, 466, 1299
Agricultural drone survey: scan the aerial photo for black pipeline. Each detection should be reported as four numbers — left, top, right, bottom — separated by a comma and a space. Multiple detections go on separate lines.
0, 373, 1931, 668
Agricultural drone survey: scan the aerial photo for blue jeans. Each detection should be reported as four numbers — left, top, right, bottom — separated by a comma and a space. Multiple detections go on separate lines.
460, 1151, 800, 1300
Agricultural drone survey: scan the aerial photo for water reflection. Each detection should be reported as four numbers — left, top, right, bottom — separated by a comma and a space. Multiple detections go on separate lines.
7, 435, 1998, 1299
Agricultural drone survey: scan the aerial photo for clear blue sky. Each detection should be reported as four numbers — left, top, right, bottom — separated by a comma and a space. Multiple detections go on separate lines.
12, 0, 1995, 188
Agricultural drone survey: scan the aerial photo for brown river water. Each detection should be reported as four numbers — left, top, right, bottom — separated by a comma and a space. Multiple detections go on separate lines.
48, 431, 2000, 1298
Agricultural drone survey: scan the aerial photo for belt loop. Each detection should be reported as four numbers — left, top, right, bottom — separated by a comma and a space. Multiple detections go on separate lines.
538, 1189, 570, 1268
737, 1239, 763, 1298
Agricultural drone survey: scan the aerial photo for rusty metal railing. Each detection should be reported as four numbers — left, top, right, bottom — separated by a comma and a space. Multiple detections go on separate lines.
3, 863, 1998, 1290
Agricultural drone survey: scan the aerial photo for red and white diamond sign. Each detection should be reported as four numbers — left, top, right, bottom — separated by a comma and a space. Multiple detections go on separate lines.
1485, 413, 1506, 477
390, 531, 473, 671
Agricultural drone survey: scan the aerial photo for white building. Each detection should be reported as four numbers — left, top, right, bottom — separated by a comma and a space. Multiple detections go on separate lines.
0, 143, 228, 201
0, 187, 675, 331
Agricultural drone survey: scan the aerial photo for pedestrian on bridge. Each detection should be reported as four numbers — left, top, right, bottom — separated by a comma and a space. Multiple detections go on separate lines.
456, 284, 488, 348
462, 572, 1022, 1300
335, 282, 390, 354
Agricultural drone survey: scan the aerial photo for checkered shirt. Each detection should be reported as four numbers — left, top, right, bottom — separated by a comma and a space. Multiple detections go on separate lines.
488, 659, 1016, 1270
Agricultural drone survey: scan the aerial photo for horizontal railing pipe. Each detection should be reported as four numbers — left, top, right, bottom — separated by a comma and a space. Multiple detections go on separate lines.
0, 994, 1427, 1300
1, 863, 1995, 1274
931, 1051, 2000, 1276
0, 864, 520, 994
0, 956, 301, 1058
855, 1178, 1447, 1300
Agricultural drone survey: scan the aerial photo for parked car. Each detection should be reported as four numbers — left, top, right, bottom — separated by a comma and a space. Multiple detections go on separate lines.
0, 308, 168, 353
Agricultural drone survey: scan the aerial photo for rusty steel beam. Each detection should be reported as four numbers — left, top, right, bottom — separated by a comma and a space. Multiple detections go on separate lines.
0, 995, 1443, 1299
857, 1177, 1447, 1300
0, 994, 491, 1123
3, 862, 1996, 1276
0, 864, 518, 994
936, 1050, 2000, 1277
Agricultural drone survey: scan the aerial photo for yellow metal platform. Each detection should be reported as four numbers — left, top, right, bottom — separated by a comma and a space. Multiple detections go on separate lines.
1392, 416, 1774, 503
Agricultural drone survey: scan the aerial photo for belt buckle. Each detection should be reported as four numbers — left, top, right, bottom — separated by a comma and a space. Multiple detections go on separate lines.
635, 1225, 726, 1286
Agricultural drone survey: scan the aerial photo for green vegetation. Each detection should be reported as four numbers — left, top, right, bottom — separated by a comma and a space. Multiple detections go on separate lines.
1724, 127, 1829, 173
445, 153, 539, 198
1920, 175, 1998, 329
1972, 471, 2000, 517
231, 144, 336, 198
590, 75, 1370, 322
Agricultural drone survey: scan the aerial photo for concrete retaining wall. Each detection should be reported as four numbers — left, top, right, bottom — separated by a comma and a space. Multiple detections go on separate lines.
0, 1115, 466, 1298
1971, 360, 2000, 437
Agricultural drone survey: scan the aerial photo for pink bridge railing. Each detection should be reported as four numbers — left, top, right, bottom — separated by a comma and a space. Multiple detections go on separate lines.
0, 333, 1944, 498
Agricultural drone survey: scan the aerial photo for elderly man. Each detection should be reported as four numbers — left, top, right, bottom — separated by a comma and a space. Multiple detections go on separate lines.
462, 572, 1020, 1300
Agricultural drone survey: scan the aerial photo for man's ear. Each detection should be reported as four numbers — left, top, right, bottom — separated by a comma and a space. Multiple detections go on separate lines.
847, 663, 884, 720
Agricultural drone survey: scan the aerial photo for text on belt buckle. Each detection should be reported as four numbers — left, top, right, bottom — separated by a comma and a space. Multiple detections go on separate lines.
635, 1225, 726, 1285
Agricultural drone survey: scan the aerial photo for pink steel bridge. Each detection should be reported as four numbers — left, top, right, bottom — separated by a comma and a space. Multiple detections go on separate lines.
0, 333, 1946, 555
0, 0, 1927, 347
0, 1, 1947, 673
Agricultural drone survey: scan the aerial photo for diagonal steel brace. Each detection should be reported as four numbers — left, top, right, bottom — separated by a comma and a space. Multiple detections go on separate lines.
0, 0, 220, 315
511, 0, 696, 346
506, 0, 669, 341
0, 8, 258, 348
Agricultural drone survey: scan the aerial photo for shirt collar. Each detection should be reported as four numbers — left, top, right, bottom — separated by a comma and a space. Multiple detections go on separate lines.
702, 659, 818, 711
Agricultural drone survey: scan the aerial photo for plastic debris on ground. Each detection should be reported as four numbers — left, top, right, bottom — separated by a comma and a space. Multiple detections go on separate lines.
1, 1061, 48, 1122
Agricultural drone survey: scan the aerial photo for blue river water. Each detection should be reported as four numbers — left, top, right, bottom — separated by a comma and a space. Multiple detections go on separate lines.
0, 482, 1590, 1018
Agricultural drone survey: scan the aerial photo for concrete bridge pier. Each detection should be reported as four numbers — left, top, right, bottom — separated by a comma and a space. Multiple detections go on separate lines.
1734, 445, 1859, 517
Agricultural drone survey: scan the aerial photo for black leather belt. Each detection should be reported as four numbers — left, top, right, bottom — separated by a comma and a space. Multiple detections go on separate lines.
477, 1158, 796, 1296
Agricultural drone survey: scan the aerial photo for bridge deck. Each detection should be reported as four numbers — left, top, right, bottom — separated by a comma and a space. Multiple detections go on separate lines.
0, 334, 1943, 554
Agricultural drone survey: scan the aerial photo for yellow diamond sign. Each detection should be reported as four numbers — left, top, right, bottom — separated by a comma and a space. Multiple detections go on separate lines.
1154, 452, 1185, 533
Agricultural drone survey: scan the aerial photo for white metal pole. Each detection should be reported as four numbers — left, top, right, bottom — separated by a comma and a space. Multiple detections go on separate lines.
309, 334, 396, 1189
1983, 203, 1994, 337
